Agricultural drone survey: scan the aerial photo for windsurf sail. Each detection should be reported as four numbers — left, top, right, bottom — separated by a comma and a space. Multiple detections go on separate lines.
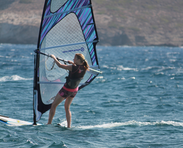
33, 0, 100, 125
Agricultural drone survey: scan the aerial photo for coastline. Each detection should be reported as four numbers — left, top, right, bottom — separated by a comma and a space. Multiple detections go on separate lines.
0, 0, 183, 47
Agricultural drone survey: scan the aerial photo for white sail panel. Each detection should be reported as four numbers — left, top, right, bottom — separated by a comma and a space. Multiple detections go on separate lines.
51, 0, 68, 12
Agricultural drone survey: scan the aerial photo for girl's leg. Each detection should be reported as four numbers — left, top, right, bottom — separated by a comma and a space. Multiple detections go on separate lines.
47, 93, 65, 124
64, 97, 74, 128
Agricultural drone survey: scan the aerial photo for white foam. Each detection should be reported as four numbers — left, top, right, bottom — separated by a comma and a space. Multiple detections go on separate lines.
102, 65, 138, 72
117, 65, 138, 71
141, 66, 154, 71
76, 120, 183, 130
118, 77, 125, 80
102, 65, 109, 69
96, 76, 103, 79
158, 121, 183, 127
0, 75, 32, 82
58, 121, 67, 127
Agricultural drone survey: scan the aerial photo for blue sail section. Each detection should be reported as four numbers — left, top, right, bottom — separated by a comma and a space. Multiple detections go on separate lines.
33, 0, 99, 124
39, 0, 98, 65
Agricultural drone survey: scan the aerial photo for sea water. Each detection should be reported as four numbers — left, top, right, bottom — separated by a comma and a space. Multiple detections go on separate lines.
0, 44, 183, 148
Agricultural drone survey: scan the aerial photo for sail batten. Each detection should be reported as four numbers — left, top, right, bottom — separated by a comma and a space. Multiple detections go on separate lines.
33, 0, 99, 124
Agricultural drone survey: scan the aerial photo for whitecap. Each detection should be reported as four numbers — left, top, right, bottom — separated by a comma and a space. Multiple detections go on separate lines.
57, 120, 67, 127
158, 121, 183, 127
169, 59, 176, 62
118, 77, 125, 80
117, 65, 138, 71
10, 49, 15, 51
96, 76, 103, 79
76, 120, 183, 130
102, 65, 109, 69
76, 121, 149, 130
141, 66, 154, 71
0, 75, 32, 82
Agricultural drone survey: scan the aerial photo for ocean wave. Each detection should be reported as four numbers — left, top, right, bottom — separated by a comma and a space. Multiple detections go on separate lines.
141, 66, 158, 71
0, 75, 32, 82
141, 66, 175, 71
102, 65, 138, 71
76, 120, 183, 130
96, 76, 103, 79
117, 65, 138, 71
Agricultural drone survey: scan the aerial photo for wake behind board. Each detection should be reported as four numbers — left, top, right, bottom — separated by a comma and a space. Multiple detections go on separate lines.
0, 115, 42, 126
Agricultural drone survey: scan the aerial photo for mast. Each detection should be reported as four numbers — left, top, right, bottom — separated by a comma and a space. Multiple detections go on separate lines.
33, 0, 48, 125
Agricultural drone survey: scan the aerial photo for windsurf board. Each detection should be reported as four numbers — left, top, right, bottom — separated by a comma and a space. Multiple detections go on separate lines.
0, 115, 42, 126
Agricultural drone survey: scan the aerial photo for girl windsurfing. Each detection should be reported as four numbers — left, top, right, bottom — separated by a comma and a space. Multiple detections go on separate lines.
47, 53, 89, 128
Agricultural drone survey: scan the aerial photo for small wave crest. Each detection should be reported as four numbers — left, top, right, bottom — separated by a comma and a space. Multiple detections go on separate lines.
0, 75, 32, 82
102, 65, 138, 71
76, 120, 183, 130
117, 65, 138, 71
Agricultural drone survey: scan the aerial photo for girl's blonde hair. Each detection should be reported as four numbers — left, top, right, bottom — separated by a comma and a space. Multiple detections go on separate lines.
75, 53, 89, 70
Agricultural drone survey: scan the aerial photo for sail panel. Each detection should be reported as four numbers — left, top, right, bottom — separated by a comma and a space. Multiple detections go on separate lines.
50, 0, 68, 13
34, 0, 99, 123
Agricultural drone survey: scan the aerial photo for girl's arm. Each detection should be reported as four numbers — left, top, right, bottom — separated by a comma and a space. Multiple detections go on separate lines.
51, 55, 72, 71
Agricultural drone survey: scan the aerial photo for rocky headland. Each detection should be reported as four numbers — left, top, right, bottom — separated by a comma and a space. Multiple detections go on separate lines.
0, 0, 183, 46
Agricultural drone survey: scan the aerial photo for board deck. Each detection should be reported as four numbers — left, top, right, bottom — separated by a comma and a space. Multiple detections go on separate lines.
0, 115, 42, 126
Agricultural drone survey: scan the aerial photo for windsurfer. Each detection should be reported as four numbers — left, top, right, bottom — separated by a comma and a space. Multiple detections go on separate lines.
47, 53, 89, 128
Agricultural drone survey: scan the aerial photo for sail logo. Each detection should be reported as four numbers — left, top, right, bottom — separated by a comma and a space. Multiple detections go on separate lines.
62, 47, 84, 53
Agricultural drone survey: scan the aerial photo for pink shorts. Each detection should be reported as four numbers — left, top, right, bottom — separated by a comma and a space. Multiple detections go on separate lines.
59, 86, 78, 98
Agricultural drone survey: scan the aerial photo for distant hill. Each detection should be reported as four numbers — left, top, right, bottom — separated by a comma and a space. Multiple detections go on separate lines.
0, 0, 183, 46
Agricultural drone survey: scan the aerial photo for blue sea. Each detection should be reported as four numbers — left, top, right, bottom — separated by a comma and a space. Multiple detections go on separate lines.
0, 44, 183, 148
